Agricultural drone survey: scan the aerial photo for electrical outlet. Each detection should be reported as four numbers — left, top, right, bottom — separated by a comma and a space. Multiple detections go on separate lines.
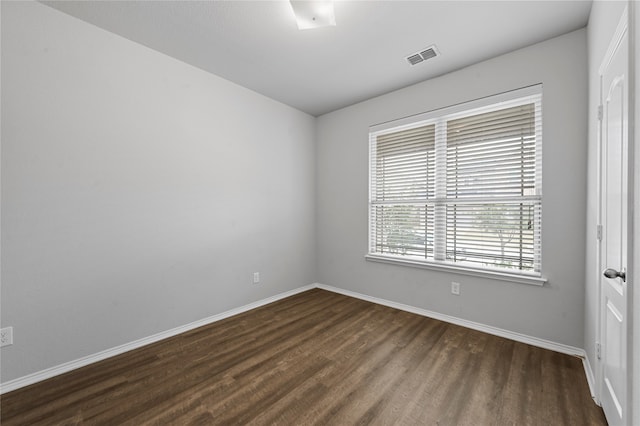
1, 327, 13, 347
253, 272, 260, 284
451, 282, 460, 295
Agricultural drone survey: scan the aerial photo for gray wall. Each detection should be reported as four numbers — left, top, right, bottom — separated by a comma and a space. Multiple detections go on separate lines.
316, 29, 588, 348
635, 3, 640, 423
584, 0, 628, 391
630, 2, 640, 424
1, 2, 316, 382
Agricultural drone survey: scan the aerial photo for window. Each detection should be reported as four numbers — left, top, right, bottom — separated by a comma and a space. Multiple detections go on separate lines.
367, 86, 543, 281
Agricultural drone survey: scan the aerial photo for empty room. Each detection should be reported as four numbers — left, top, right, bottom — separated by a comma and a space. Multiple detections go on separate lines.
1, 0, 638, 424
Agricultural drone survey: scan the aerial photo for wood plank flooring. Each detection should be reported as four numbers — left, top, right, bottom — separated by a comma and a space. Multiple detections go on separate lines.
1, 288, 606, 425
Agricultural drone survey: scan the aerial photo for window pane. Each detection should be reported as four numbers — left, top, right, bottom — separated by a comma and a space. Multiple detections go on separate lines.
446, 104, 536, 198
445, 202, 540, 271
374, 124, 435, 201
371, 204, 434, 259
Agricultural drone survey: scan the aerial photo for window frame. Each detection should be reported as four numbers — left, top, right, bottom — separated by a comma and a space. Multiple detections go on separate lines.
366, 85, 546, 286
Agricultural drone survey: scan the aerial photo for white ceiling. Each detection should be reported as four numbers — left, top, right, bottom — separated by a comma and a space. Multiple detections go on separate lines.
42, 1, 592, 116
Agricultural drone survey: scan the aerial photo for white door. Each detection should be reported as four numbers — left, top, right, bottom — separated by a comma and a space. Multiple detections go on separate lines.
598, 8, 629, 426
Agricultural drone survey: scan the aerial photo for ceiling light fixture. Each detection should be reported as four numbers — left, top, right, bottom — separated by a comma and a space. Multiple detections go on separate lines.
289, 1, 336, 30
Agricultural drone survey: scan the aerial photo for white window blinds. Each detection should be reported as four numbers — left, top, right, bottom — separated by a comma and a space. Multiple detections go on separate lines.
369, 86, 542, 276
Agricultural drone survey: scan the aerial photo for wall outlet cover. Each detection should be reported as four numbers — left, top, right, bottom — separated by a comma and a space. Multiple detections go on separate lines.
451, 282, 461, 295
1, 327, 14, 347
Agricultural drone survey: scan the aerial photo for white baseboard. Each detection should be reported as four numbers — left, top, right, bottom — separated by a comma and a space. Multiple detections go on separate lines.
0, 284, 316, 395
582, 354, 600, 405
1, 282, 594, 397
315, 283, 585, 357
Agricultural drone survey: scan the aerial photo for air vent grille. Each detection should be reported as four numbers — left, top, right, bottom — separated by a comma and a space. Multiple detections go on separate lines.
406, 45, 439, 66
407, 54, 423, 65
420, 48, 437, 60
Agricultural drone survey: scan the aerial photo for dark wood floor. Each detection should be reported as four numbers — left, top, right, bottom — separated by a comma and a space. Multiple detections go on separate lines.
1, 288, 606, 425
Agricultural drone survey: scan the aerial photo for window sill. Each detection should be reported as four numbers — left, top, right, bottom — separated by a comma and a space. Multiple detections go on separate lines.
364, 254, 547, 286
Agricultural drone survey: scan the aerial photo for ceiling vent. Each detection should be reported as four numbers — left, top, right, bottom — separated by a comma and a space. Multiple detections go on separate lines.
406, 45, 439, 66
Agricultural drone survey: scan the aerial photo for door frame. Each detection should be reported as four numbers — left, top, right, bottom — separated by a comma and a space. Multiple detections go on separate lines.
630, 1, 639, 424
595, 4, 634, 423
